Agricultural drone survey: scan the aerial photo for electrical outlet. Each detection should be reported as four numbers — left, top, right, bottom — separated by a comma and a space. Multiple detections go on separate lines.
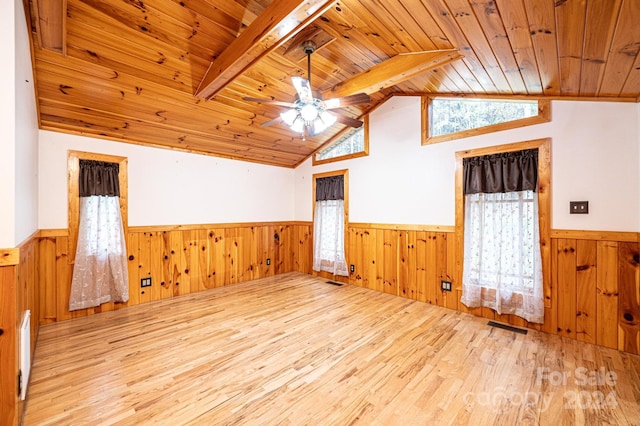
569, 201, 589, 214
350, 264, 355, 273
441, 280, 452, 292
141, 277, 152, 288
266, 258, 271, 265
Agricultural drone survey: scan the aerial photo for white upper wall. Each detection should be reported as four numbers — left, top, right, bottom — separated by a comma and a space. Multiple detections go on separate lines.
14, 0, 39, 245
39, 131, 296, 229
295, 97, 640, 232
0, 0, 16, 247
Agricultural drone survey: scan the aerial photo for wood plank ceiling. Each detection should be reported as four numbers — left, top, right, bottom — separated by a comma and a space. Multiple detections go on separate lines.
24, 0, 640, 168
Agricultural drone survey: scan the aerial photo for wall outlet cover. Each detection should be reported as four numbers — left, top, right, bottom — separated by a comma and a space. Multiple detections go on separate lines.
569, 201, 589, 214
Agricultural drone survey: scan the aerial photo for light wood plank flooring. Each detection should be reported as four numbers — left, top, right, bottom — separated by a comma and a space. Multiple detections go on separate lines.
24, 273, 640, 425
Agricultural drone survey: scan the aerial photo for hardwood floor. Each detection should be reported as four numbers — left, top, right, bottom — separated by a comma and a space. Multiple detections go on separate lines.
24, 273, 640, 425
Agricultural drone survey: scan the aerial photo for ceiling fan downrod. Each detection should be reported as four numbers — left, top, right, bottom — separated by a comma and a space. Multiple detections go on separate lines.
301, 40, 317, 86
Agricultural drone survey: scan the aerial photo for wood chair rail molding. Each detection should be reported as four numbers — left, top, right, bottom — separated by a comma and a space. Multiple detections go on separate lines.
0, 249, 20, 266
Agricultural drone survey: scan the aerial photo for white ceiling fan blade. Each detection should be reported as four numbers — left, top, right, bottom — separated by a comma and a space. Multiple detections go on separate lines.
291, 76, 313, 103
280, 108, 298, 126
309, 110, 337, 136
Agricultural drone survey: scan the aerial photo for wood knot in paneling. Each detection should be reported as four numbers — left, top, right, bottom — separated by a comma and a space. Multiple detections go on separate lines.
622, 312, 636, 324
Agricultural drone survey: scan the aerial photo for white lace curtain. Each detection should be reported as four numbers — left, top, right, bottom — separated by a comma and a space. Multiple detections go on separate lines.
461, 191, 544, 323
313, 175, 348, 276
460, 149, 544, 324
313, 199, 349, 276
69, 160, 129, 311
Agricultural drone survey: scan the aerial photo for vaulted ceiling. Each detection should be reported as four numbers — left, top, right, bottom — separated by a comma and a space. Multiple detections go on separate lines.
24, 0, 640, 168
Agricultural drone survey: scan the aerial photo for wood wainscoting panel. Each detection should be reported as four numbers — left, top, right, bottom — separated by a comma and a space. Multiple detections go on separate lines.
575, 240, 597, 344
618, 242, 640, 354
398, 231, 416, 299
0, 233, 41, 426
38, 237, 57, 324
382, 229, 398, 296
556, 238, 578, 339
596, 241, 620, 349
33, 222, 640, 356
343, 224, 639, 355
0, 265, 17, 426
36, 223, 313, 324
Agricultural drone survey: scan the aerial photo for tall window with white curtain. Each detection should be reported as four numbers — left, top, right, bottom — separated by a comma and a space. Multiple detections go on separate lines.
313, 175, 349, 276
460, 149, 544, 323
69, 160, 129, 311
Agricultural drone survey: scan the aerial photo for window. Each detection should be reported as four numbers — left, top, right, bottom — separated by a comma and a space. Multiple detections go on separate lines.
313, 117, 368, 165
422, 97, 550, 145
455, 139, 551, 324
68, 151, 128, 264
312, 170, 349, 276
67, 152, 129, 311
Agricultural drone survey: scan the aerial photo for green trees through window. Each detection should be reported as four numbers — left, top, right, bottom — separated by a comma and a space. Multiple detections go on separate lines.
431, 98, 538, 137
313, 116, 369, 165
316, 127, 364, 160
423, 97, 550, 145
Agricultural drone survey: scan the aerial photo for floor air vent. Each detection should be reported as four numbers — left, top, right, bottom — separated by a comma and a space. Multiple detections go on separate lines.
326, 281, 344, 286
488, 321, 528, 335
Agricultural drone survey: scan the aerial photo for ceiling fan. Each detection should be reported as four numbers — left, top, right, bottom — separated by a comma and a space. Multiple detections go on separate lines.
243, 40, 371, 138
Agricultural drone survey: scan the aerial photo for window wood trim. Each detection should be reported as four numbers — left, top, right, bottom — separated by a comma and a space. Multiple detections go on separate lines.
312, 117, 369, 166
67, 151, 128, 264
422, 96, 551, 145
312, 169, 349, 278
455, 138, 551, 314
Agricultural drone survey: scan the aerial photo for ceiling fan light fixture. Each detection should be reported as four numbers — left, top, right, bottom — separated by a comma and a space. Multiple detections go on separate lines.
314, 111, 337, 134
280, 109, 298, 126
290, 117, 305, 134
300, 103, 320, 122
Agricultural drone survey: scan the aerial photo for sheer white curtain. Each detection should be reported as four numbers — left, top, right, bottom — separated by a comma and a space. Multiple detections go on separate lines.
461, 190, 544, 323
69, 196, 129, 310
313, 199, 349, 276
69, 159, 129, 311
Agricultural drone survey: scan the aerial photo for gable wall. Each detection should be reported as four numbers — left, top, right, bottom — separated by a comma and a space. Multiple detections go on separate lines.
295, 97, 640, 233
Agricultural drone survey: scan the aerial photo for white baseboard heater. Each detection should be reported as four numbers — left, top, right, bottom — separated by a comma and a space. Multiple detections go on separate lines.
19, 310, 31, 400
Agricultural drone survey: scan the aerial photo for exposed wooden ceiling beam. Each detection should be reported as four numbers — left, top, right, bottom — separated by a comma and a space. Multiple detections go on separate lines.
30, 0, 66, 55
323, 50, 463, 98
194, 0, 336, 100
